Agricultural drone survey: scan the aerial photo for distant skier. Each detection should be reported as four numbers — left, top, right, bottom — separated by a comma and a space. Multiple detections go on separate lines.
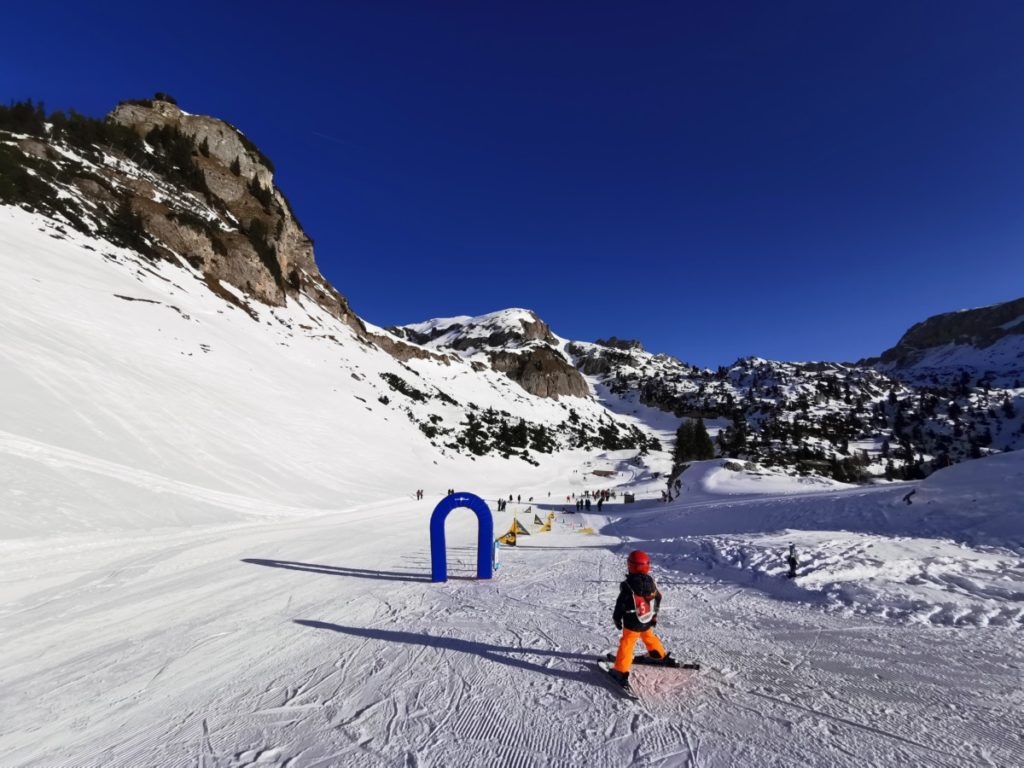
608, 550, 673, 691
786, 544, 798, 578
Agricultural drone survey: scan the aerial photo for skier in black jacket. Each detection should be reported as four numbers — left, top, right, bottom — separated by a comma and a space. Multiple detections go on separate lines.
609, 550, 672, 687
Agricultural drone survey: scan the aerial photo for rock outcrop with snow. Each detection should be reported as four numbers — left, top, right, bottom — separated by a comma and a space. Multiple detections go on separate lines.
1, 95, 1019, 483
871, 296, 1024, 387
393, 309, 590, 399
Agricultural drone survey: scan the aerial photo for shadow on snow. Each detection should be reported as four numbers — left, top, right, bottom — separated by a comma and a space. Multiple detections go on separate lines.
294, 619, 602, 686
241, 558, 433, 583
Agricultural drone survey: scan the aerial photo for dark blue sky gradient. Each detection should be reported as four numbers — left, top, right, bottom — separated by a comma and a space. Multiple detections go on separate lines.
3, 2, 1023, 366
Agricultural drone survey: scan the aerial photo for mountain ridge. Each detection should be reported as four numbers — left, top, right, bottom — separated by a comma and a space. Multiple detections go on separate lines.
2, 95, 1020, 485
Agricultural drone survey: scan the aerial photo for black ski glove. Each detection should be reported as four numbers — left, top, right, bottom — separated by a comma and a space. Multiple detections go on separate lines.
614, 619, 622, 630
651, 617, 657, 627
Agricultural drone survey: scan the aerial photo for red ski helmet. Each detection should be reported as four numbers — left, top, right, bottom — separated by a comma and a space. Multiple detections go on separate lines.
627, 550, 650, 574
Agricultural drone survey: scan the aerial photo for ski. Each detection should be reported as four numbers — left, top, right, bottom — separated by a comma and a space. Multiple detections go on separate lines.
602, 652, 700, 671
595, 660, 639, 700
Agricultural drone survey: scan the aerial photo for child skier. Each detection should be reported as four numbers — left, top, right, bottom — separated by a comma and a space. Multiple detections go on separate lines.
609, 550, 673, 689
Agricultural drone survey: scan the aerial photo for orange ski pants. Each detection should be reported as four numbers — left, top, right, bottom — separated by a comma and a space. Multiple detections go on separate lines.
613, 628, 666, 673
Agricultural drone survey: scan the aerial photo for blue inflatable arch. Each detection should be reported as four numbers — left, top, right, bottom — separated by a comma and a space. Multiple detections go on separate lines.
430, 492, 494, 583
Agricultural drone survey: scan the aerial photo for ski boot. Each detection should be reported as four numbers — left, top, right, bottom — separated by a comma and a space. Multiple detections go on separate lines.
640, 650, 681, 668
608, 668, 632, 690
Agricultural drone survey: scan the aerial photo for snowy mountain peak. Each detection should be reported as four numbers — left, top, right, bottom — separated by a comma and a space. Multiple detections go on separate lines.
2, 95, 1020, 487
392, 308, 556, 352
390, 308, 589, 400
595, 336, 645, 352
873, 296, 1024, 386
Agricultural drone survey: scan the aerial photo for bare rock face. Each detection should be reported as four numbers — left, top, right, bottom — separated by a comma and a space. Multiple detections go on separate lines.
395, 309, 558, 351
566, 341, 638, 376
368, 331, 452, 364
17, 138, 50, 159
109, 100, 274, 189
392, 309, 588, 399
107, 97, 364, 334
489, 347, 590, 399
595, 336, 644, 351
877, 297, 1024, 365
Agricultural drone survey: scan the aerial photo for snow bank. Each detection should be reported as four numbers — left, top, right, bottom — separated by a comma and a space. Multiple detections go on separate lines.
607, 452, 1024, 628
653, 531, 1023, 627
0, 207, 645, 538
910, 449, 1024, 549
684, 459, 851, 497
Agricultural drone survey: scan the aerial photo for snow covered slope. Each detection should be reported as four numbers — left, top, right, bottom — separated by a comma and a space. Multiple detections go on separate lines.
567, 336, 1023, 481
875, 296, 1024, 385
393, 309, 593, 400
2, 97, 1022, 767
606, 452, 1024, 628
0, 206, 656, 538
878, 333, 1024, 384
2, 438, 1020, 765
395, 308, 554, 352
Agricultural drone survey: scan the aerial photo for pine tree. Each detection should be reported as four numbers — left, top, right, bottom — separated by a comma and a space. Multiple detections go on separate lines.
460, 412, 488, 456
249, 175, 273, 209
674, 420, 696, 464
0, 99, 46, 136
575, 423, 591, 449
693, 418, 715, 460
495, 419, 511, 454
105, 198, 150, 256
720, 409, 748, 458
598, 419, 622, 450
529, 423, 554, 453
510, 420, 529, 449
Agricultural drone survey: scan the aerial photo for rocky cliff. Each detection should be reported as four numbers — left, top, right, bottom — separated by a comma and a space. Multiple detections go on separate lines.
872, 297, 1024, 385
1, 95, 365, 333
4, 96, 1018, 481
108, 97, 368, 331
879, 298, 1024, 361
394, 309, 590, 399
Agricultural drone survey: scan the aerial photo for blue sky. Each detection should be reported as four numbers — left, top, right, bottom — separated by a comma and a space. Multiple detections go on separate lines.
3, 2, 1023, 367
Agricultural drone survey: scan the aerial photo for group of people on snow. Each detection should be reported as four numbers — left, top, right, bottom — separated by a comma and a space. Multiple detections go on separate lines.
426, 487, 623, 515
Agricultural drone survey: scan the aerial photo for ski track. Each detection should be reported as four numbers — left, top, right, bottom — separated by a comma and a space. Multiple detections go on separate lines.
1, 485, 1022, 767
